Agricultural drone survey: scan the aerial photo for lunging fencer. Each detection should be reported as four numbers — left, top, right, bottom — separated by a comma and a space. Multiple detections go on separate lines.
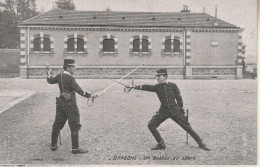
47, 59, 98, 154
127, 69, 210, 151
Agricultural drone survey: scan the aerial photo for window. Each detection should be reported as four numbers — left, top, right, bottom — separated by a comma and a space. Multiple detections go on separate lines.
67, 37, 85, 52
162, 36, 182, 55
103, 39, 115, 52
31, 33, 53, 53
173, 39, 180, 52
142, 39, 148, 52
133, 39, 140, 52
164, 39, 180, 52
43, 37, 51, 51
99, 34, 118, 56
77, 38, 84, 52
33, 37, 41, 51
130, 35, 152, 56
165, 39, 171, 52
133, 37, 149, 52
67, 38, 74, 52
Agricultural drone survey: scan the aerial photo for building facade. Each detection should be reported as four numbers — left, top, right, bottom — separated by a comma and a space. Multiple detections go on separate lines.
18, 8, 244, 79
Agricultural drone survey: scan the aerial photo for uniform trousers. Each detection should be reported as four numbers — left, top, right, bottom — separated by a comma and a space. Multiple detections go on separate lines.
51, 98, 82, 149
148, 109, 203, 145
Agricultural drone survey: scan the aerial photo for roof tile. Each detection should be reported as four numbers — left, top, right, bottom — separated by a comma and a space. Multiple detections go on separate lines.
20, 9, 238, 28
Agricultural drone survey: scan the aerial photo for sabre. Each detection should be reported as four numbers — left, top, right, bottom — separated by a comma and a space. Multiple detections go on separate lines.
186, 109, 189, 145
87, 64, 144, 106
59, 132, 61, 145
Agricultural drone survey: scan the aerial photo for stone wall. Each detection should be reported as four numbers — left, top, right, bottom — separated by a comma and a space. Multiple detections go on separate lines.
192, 68, 236, 75
185, 66, 239, 79
26, 66, 184, 79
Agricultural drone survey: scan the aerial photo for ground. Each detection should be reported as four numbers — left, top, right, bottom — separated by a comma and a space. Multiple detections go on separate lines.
0, 78, 257, 165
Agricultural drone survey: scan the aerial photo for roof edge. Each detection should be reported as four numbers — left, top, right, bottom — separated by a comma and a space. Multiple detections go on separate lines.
17, 24, 242, 30
20, 10, 56, 25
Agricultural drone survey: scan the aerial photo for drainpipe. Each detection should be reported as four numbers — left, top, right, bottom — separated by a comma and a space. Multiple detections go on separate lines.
27, 27, 30, 79
183, 28, 186, 79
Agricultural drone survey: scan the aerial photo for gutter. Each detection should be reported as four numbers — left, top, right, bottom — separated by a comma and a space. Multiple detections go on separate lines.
26, 27, 30, 79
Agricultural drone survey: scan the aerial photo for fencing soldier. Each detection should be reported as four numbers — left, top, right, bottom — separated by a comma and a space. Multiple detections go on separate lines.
47, 59, 98, 154
129, 69, 210, 151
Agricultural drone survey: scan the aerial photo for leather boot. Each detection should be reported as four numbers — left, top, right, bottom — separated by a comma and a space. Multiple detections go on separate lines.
151, 141, 166, 150
199, 143, 210, 151
51, 129, 59, 151
186, 128, 210, 151
71, 131, 88, 154
72, 147, 89, 154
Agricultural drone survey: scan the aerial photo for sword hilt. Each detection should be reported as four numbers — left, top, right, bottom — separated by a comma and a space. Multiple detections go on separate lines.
87, 97, 95, 106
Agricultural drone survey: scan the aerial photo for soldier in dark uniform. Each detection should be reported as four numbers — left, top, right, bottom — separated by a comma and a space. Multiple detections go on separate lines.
47, 59, 98, 154
130, 69, 210, 151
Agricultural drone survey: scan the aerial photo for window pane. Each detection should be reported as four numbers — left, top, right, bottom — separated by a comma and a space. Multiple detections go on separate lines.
77, 38, 84, 52
133, 39, 140, 52
33, 37, 41, 51
67, 38, 74, 52
174, 39, 180, 52
142, 39, 148, 52
43, 37, 51, 51
165, 39, 171, 52
103, 39, 115, 52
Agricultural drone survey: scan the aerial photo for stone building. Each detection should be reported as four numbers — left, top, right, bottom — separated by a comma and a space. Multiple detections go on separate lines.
18, 7, 244, 79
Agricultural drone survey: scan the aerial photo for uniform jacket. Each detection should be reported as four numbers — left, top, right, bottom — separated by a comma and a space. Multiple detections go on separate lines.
47, 71, 90, 105
135, 82, 183, 114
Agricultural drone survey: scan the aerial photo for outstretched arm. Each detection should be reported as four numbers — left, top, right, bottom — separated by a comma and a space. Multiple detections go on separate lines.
71, 77, 91, 98
134, 84, 157, 92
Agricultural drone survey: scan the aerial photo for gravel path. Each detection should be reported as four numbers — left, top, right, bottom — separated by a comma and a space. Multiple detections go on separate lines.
0, 79, 257, 165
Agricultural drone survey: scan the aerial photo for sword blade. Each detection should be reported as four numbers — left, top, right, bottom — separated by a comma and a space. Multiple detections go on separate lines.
97, 64, 144, 96
102, 76, 128, 87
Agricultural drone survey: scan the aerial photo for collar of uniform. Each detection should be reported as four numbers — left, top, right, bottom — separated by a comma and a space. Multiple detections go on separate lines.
160, 81, 168, 85
63, 71, 71, 75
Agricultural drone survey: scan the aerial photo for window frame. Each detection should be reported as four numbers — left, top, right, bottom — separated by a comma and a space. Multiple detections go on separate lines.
99, 34, 118, 56
130, 35, 151, 56
161, 35, 182, 57
103, 38, 116, 53
64, 34, 88, 56
32, 34, 53, 54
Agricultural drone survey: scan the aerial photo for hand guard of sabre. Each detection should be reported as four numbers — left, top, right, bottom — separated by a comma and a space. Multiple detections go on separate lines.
124, 80, 135, 93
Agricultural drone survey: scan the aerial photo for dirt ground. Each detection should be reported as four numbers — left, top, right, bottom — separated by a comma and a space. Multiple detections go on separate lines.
0, 78, 257, 165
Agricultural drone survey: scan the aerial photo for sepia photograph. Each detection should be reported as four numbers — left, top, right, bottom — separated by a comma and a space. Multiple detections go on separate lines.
0, 0, 258, 166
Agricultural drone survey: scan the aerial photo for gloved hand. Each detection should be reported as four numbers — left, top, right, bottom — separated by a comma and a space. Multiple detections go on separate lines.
46, 65, 53, 76
90, 91, 99, 99
125, 80, 136, 88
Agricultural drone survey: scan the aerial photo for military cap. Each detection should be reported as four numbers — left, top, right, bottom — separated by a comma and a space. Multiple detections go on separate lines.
64, 59, 76, 66
155, 69, 168, 76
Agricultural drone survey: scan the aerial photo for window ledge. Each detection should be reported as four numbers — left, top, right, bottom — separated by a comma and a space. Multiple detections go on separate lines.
31, 52, 54, 56
32, 51, 54, 54
130, 51, 152, 56
99, 52, 118, 56
64, 51, 88, 56
161, 52, 183, 57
